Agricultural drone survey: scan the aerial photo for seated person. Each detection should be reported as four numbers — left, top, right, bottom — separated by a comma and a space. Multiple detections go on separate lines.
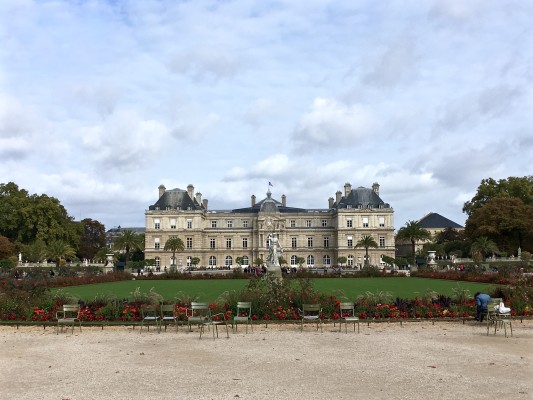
474, 292, 491, 322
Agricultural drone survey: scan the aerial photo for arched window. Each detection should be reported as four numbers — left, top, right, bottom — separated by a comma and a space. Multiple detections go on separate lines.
290, 255, 298, 266
209, 256, 217, 266
307, 255, 314, 266
323, 255, 331, 266
242, 256, 249, 266
225, 256, 233, 267
155, 257, 160, 267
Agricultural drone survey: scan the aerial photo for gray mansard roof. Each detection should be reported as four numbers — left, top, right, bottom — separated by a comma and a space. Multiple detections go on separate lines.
148, 188, 204, 211
334, 186, 390, 209
232, 190, 307, 214
418, 212, 464, 229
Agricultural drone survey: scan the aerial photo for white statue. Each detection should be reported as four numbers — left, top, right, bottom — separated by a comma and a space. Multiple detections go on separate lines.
267, 233, 283, 266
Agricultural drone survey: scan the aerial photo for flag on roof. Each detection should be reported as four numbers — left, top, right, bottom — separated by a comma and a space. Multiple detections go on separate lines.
268, 181, 273, 187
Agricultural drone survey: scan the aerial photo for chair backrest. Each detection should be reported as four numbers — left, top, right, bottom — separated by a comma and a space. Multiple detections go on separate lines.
190, 302, 210, 317
339, 302, 355, 316
160, 304, 176, 316
236, 302, 252, 315
142, 304, 159, 317
63, 304, 80, 313
302, 304, 321, 314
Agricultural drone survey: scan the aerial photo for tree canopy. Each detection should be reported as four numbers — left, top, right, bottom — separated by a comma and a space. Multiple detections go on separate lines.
396, 220, 432, 266
463, 176, 533, 216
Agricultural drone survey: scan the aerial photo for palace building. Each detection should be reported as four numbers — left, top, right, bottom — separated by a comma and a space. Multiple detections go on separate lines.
144, 182, 395, 270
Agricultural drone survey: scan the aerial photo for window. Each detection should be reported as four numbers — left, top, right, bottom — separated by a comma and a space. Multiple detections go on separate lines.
242, 220, 248, 228
166, 205, 171, 211
186, 237, 192, 249
347, 204, 352, 209
186, 256, 191, 267
346, 218, 352, 228
225, 256, 233, 267
323, 236, 329, 248
155, 257, 160, 267
307, 255, 314, 266
379, 236, 385, 247
307, 237, 313, 248
211, 220, 217, 228
323, 255, 331, 266
187, 219, 192, 229
209, 256, 217, 267
242, 238, 248, 248
347, 255, 354, 266
362, 217, 369, 228
290, 255, 298, 266
227, 220, 233, 228
347, 235, 353, 247
321, 219, 327, 227
210, 238, 216, 249
170, 218, 176, 229
154, 218, 160, 230
379, 217, 385, 227
305, 220, 312, 227
291, 237, 297, 249
242, 256, 249, 266
226, 238, 232, 249
290, 220, 296, 228
154, 238, 160, 249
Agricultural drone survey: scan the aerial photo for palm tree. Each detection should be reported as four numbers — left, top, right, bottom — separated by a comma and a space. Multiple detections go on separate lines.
355, 235, 378, 267
113, 229, 143, 269
163, 236, 184, 270
47, 240, 76, 267
396, 220, 432, 267
470, 236, 498, 262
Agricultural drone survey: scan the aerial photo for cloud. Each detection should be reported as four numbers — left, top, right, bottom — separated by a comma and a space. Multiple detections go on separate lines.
292, 98, 378, 151
169, 47, 240, 82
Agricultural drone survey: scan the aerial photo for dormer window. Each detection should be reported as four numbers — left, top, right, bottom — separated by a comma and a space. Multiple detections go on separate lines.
346, 204, 352, 209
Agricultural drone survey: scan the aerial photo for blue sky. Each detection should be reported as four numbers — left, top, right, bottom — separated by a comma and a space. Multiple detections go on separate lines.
1, 0, 532, 231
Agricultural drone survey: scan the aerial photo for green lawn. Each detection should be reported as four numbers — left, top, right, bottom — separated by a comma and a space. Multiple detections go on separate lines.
55, 277, 495, 302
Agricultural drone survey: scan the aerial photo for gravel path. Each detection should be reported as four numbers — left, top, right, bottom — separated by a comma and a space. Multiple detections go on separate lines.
0, 320, 531, 400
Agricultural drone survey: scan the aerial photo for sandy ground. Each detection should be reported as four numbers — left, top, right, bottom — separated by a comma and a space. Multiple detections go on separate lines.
0, 319, 531, 400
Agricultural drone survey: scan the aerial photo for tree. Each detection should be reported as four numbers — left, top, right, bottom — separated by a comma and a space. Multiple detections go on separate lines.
463, 176, 533, 216
278, 255, 287, 266
435, 227, 464, 244
296, 256, 305, 268
470, 236, 498, 262
191, 257, 200, 268
396, 220, 432, 267
163, 236, 184, 268
114, 230, 143, 269
21, 240, 47, 262
77, 218, 106, 260
355, 235, 378, 267
47, 240, 76, 267
337, 256, 347, 267
0, 235, 16, 259
465, 197, 533, 254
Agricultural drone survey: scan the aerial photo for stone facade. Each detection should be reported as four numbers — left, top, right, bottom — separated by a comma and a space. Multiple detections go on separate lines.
144, 182, 395, 270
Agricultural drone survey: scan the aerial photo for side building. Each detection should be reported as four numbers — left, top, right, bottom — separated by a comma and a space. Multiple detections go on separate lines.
144, 182, 395, 270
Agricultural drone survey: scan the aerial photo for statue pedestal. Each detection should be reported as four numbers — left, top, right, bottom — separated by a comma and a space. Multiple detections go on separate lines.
267, 264, 283, 282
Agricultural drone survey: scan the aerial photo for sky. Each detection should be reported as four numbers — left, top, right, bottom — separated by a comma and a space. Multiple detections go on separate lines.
1, 0, 532, 232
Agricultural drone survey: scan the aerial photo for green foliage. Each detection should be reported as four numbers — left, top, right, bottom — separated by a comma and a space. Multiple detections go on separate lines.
451, 286, 471, 304
77, 218, 106, 260
114, 230, 143, 268
396, 220, 432, 266
130, 287, 163, 304
53, 289, 79, 305
357, 290, 393, 306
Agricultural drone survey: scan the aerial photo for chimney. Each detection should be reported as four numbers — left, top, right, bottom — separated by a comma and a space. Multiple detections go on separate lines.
328, 197, 334, 208
336, 190, 342, 204
281, 194, 286, 207
344, 182, 352, 197
202, 199, 208, 210
195, 192, 202, 205
251, 195, 256, 206
187, 184, 194, 200
372, 182, 380, 196
158, 184, 166, 198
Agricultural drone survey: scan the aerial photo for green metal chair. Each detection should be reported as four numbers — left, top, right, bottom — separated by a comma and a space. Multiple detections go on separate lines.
56, 304, 82, 334
232, 302, 253, 333
140, 304, 161, 333
338, 302, 359, 333
160, 303, 179, 332
200, 311, 230, 340
186, 302, 210, 332
299, 304, 322, 333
